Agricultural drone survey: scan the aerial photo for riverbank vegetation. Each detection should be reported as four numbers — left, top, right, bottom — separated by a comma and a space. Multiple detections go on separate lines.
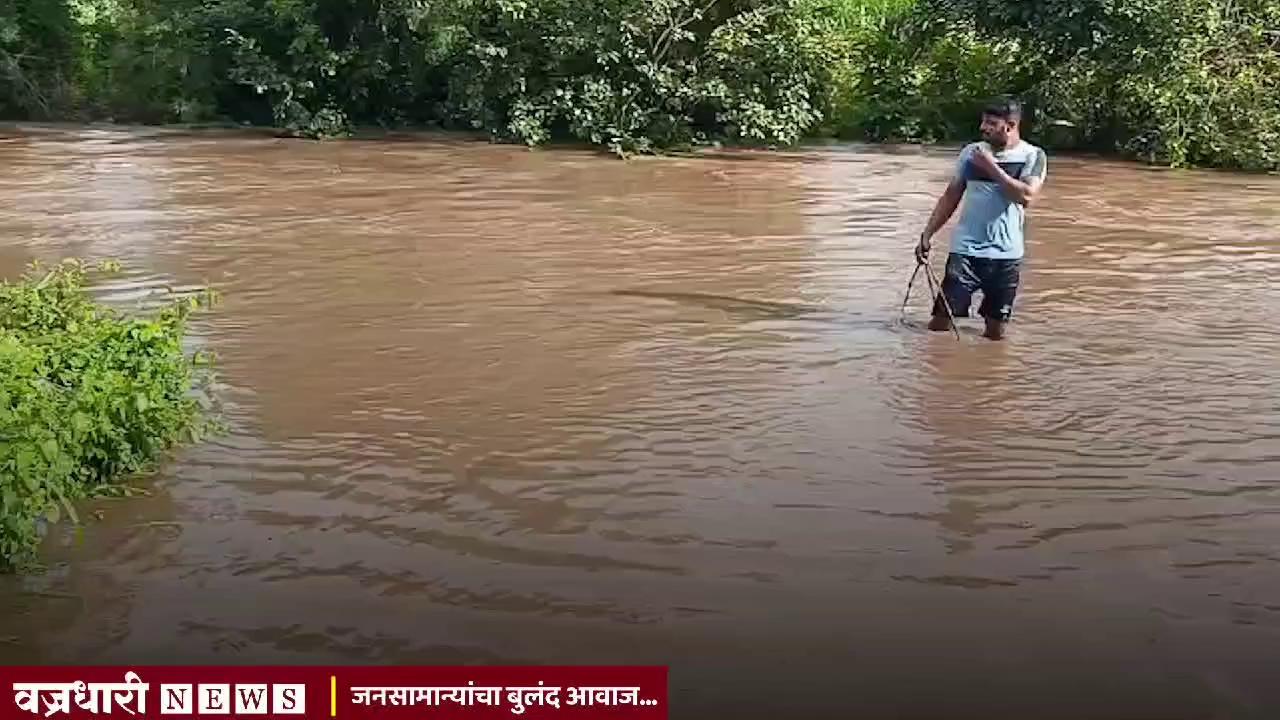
2, 0, 1277, 166
0, 260, 217, 571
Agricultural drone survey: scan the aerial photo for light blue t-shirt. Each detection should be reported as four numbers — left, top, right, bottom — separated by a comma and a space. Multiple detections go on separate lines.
950, 140, 1047, 260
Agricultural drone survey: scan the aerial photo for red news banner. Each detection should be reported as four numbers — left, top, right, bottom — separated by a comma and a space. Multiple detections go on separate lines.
0, 667, 667, 720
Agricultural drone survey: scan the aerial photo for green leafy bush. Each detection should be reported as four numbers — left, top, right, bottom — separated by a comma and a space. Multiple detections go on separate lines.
1, 0, 1276, 169
701, 0, 843, 147
236, 0, 839, 152
846, 0, 1280, 170
0, 0, 80, 118
832, 20, 1035, 143
1036, 0, 1280, 170
0, 259, 217, 572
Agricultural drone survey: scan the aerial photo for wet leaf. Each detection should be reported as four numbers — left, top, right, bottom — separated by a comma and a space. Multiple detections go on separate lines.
72, 412, 92, 435
16, 451, 37, 490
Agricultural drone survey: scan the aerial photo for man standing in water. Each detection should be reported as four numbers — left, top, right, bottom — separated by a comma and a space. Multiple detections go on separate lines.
915, 97, 1048, 340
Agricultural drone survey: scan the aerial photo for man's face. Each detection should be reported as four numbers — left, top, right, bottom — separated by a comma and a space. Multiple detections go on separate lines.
979, 113, 1015, 147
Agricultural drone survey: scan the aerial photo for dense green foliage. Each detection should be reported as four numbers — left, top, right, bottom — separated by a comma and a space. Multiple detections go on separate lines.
0, 260, 216, 571
868, 0, 1280, 170
0, 0, 1276, 166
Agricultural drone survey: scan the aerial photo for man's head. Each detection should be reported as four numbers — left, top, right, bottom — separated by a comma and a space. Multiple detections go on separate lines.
979, 97, 1023, 149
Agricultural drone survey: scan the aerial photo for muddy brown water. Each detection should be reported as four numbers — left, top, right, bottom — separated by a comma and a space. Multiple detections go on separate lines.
1, 126, 1279, 718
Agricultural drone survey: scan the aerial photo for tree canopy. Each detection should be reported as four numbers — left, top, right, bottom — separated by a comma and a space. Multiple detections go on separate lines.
1, 0, 1276, 169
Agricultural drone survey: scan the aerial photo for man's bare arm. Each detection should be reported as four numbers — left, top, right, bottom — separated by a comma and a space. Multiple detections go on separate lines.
915, 178, 964, 262
971, 147, 1044, 206
924, 178, 965, 237
991, 170, 1043, 206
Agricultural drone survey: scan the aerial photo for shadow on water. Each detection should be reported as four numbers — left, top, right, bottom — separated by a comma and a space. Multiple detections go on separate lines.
610, 288, 966, 341
610, 288, 822, 317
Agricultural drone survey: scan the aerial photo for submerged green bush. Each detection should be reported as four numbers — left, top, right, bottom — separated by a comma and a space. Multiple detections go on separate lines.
0, 259, 217, 572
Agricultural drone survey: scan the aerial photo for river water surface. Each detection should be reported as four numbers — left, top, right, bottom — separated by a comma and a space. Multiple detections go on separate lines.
1, 126, 1279, 718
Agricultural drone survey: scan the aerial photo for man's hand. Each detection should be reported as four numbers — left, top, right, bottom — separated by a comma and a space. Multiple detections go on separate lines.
974, 144, 1041, 206
971, 144, 1000, 178
915, 233, 932, 264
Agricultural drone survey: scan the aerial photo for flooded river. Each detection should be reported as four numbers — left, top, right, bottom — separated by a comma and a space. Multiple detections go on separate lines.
1, 126, 1279, 718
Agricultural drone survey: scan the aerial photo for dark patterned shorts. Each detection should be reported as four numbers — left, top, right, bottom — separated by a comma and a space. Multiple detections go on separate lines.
932, 253, 1022, 322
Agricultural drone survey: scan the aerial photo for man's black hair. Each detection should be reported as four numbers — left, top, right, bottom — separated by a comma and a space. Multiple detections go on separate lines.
982, 96, 1024, 123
